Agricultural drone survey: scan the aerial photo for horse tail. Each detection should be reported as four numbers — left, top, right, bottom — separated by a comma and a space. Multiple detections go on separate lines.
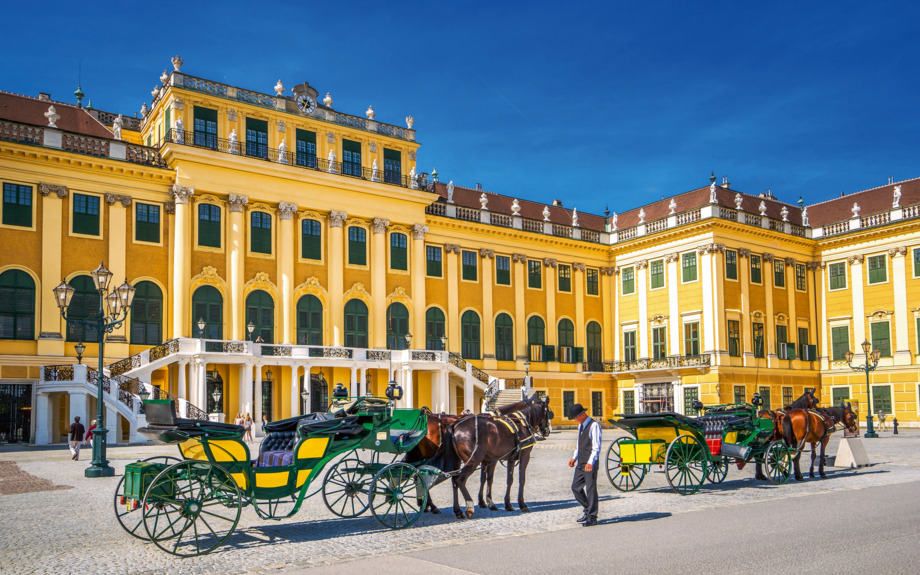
782, 413, 795, 448
797, 411, 810, 453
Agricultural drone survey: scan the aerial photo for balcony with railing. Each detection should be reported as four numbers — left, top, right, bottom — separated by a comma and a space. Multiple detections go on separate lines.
592, 354, 711, 373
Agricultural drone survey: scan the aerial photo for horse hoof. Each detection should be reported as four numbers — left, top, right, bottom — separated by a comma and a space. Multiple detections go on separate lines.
809, 473, 815, 479
465, 508, 475, 519
795, 476, 805, 482
455, 511, 465, 519
820, 473, 827, 479
504, 504, 514, 512
755, 475, 767, 481
520, 505, 530, 513
489, 504, 498, 511
430, 507, 441, 515
478, 503, 487, 509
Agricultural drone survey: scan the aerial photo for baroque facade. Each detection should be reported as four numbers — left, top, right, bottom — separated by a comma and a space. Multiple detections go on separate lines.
1, 63, 919, 444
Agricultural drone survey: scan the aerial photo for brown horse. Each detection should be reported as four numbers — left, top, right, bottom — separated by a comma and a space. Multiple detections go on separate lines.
753, 390, 818, 480
782, 403, 858, 480
439, 396, 552, 519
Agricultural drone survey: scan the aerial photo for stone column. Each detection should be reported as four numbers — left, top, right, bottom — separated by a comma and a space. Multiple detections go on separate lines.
601, 266, 616, 361
700, 246, 715, 355
480, 249, 496, 368
239, 363, 253, 416
187, 360, 198, 407
329, 211, 347, 346
513, 254, 527, 362
34, 393, 51, 444
807, 262, 823, 366
636, 260, 649, 358
278, 203, 298, 344
197, 360, 207, 412
411, 225, 429, 349
69, 391, 88, 430
763, 253, 777, 367
445, 244, 461, 351
785, 258, 798, 363
106, 405, 119, 445
403, 367, 414, 408
890, 248, 911, 364
170, 185, 194, 338
372, 218, 389, 348
665, 254, 680, 355
463, 376, 474, 412
574, 263, 586, 352
254, 365, 263, 424
849, 255, 866, 349
290, 365, 300, 418
544, 259, 558, 350
177, 360, 188, 401
738, 249, 752, 365
37, 184, 68, 355
711, 245, 726, 362
228, 194, 248, 340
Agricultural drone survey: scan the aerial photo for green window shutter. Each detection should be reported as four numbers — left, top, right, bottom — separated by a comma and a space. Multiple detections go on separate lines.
542, 344, 555, 362
164, 107, 171, 140
871, 322, 891, 357
245, 118, 268, 158
0, 269, 36, 340
198, 204, 221, 248
558, 265, 571, 292
798, 327, 809, 360
426, 246, 442, 277
831, 326, 849, 361
650, 260, 664, 288
390, 233, 408, 270
383, 148, 401, 183
342, 139, 362, 176
135, 203, 160, 243
301, 219, 322, 260
295, 129, 317, 167
462, 250, 478, 281
622, 267, 634, 294
348, 226, 366, 265
251, 212, 272, 254
193, 106, 218, 148
751, 256, 762, 283
73, 194, 100, 235
496, 256, 510, 285
725, 250, 737, 280
2, 183, 32, 227
528, 260, 542, 288
914, 249, 920, 277
682, 253, 697, 282
868, 256, 887, 284
871, 385, 892, 415
774, 262, 785, 287
587, 269, 599, 295
829, 262, 847, 289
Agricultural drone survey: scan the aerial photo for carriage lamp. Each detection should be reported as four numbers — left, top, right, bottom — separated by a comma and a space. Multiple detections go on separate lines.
197, 317, 206, 339
524, 360, 531, 376
211, 387, 222, 404
386, 380, 403, 401
332, 382, 349, 398
265, 369, 273, 383
138, 386, 150, 399
845, 339, 881, 438
52, 261, 135, 478
440, 335, 447, 351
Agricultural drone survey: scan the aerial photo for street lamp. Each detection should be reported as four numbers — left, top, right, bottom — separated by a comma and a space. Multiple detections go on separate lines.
53, 261, 135, 478
440, 335, 447, 352
247, 321, 255, 341
211, 386, 222, 412
197, 317, 206, 339
845, 339, 881, 438
74, 341, 85, 365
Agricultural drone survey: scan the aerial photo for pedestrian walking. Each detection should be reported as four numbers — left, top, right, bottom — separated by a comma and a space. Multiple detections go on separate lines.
567, 403, 601, 527
83, 419, 97, 450
878, 412, 888, 432
244, 413, 254, 442
67, 416, 86, 461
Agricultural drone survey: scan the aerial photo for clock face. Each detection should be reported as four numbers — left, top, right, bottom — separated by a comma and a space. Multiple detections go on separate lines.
297, 94, 316, 114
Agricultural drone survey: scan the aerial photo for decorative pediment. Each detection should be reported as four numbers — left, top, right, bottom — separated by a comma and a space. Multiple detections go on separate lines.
751, 310, 764, 320
650, 314, 668, 325
775, 313, 787, 323
197, 194, 223, 205
299, 210, 325, 222
867, 310, 893, 320
191, 266, 224, 287
294, 276, 328, 305
387, 285, 411, 306
244, 271, 275, 292
344, 282, 369, 301
249, 202, 272, 213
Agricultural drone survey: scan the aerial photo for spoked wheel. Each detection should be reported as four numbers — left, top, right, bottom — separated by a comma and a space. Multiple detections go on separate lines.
142, 461, 242, 557
113, 456, 182, 540
605, 438, 646, 491
707, 456, 729, 484
764, 441, 793, 485
369, 462, 427, 529
323, 457, 371, 518
665, 435, 708, 496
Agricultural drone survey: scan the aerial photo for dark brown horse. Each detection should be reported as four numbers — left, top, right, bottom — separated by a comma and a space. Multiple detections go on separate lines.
439, 396, 553, 519
753, 390, 820, 479
782, 403, 858, 480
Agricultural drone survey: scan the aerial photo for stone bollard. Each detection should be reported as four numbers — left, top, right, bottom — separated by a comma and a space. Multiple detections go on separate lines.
893, 418, 898, 435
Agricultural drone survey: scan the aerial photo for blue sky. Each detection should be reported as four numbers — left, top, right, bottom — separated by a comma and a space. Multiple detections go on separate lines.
2, 1, 917, 214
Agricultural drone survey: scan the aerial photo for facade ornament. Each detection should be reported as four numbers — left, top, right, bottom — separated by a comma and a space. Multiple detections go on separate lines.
785, 257, 797, 267
151, 85, 160, 99
323, 92, 333, 107
480, 249, 495, 259
164, 202, 176, 215
228, 129, 239, 154
277, 120, 285, 133
410, 167, 419, 190
372, 218, 390, 234
409, 150, 417, 161
227, 108, 237, 122
160, 70, 169, 84
112, 115, 123, 140
39, 183, 68, 198
762, 253, 774, 263
366, 105, 375, 119
277, 139, 288, 164
228, 194, 249, 212
406, 116, 414, 129
543, 206, 551, 221
758, 201, 767, 216
573, 262, 586, 272
801, 206, 810, 227
412, 224, 429, 239
737, 248, 751, 258
611, 212, 618, 231
888, 246, 907, 257
851, 202, 861, 218
638, 208, 646, 224
635, 259, 648, 270
446, 181, 455, 203
668, 198, 677, 214
44, 106, 59, 127
444, 244, 461, 255
893, 184, 902, 209
171, 55, 183, 71
371, 158, 380, 182
245, 271, 274, 291
572, 208, 579, 227
479, 192, 488, 210
600, 266, 617, 276
665, 252, 679, 263
174, 116, 184, 143
170, 98, 184, 111
806, 261, 824, 271
512, 253, 527, 263
613, 266, 621, 275
543, 258, 558, 268
192, 266, 221, 286
511, 199, 521, 215
140, 102, 148, 118
278, 202, 298, 220
650, 314, 668, 325
329, 211, 347, 227
170, 185, 194, 204
780, 206, 788, 222
104, 194, 132, 207
369, 142, 377, 153
274, 79, 284, 96
327, 149, 337, 173
735, 193, 744, 210
710, 181, 718, 204
847, 254, 864, 265
326, 131, 335, 143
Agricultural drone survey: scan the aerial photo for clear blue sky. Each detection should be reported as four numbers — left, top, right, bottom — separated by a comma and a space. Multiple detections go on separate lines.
3, 1, 917, 214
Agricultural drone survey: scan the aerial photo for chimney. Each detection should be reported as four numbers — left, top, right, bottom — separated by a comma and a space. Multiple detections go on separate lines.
720, 176, 730, 189
38, 92, 51, 101
476, 183, 482, 191
553, 199, 563, 207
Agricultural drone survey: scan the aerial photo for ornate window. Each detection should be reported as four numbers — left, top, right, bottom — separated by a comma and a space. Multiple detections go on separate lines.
390, 233, 408, 271
831, 326, 849, 361
461, 310, 480, 359
296, 295, 322, 345
426, 246, 442, 277
870, 321, 891, 357
301, 219, 322, 260
2, 183, 32, 227
0, 270, 34, 340
135, 203, 160, 243
130, 281, 162, 345
344, 299, 368, 348
348, 226, 366, 265
198, 204, 221, 248
250, 212, 272, 254
495, 313, 514, 361
462, 250, 478, 281
246, 290, 274, 343
425, 307, 446, 350
653, 326, 667, 359
386, 303, 410, 350
586, 322, 602, 365
66, 276, 100, 342
192, 286, 223, 339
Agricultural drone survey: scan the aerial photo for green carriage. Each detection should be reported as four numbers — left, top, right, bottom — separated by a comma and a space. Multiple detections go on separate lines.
114, 397, 438, 556
604, 399, 793, 495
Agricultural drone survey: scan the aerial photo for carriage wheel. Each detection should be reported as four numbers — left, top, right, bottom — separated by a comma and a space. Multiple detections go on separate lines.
322, 457, 371, 518
665, 435, 708, 496
764, 441, 793, 485
113, 456, 182, 540
142, 461, 242, 557
369, 462, 427, 529
707, 456, 729, 484
605, 438, 645, 491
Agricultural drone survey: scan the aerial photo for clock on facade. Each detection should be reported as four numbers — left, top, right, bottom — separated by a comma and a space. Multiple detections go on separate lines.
297, 93, 316, 114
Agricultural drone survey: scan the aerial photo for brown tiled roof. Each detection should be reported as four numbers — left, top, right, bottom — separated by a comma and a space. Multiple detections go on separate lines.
805, 178, 920, 227
429, 182, 608, 232
0, 91, 114, 139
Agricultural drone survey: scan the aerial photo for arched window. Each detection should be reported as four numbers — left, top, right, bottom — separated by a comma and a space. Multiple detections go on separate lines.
495, 313, 514, 361
0, 270, 35, 340
425, 307, 446, 350
296, 295, 323, 345
386, 302, 410, 349
192, 286, 223, 339
586, 321, 602, 366
461, 310, 481, 360
130, 281, 162, 345
66, 276, 100, 342
246, 290, 274, 343
558, 318, 575, 348
527, 316, 545, 348
344, 299, 368, 348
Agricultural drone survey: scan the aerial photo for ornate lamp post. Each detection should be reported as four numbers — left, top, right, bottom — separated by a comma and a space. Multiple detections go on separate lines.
197, 317, 206, 339
53, 262, 135, 478
845, 340, 881, 438
440, 335, 447, 352
247, 321, 255, 342
74, 341, 85, 365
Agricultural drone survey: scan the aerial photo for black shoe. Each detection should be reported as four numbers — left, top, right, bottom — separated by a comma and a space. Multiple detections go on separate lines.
583, 518, 598, 527
576, 511, 588, 523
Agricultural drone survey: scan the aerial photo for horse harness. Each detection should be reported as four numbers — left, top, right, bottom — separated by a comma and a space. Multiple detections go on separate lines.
449, 411, 539, 477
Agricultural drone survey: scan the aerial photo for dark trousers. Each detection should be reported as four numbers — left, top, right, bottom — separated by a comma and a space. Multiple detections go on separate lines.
572, 463, 599, 519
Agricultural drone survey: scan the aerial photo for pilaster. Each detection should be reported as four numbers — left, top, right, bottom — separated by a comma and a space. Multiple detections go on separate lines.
665, 253, 680, 355
738, 249, 753, 365
170, 185, 194, 338
411, 225, 428, 348
329, 211, 347, 346
573, 263, 586, 350
37, 183, 67, 355
372, 218, 389, 348
105, 193, 131, 353
513, 253, 527, 361
480, 249, 496, 368
445, 244, 461, 351
890, 247, 911, 364
636, 259, 649, 358
278, 202, 298, 344
228, 194, 248, 339
763, 253, 776, 367
849, 255, 866, 347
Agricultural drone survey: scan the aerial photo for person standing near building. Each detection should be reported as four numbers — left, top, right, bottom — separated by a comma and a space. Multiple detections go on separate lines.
83, 419, 97, 450
567, 403, 601, 526
68, 416, 85, 461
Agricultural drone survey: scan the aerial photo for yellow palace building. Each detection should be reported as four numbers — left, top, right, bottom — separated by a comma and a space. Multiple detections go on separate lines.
0, 61, 918, 444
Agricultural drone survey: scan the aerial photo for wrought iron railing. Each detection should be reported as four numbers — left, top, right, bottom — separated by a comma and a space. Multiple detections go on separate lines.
600, 354, 711, 373
504, 378, 526, 389
367, 350, 391, 361
43, 365, 74, 381
582, 362, 605, 373
308, 346, 354, 359
471, 365, 490, 384
448, 352, 467, 371
261, 345, 292, 357
410, 351, 438, 361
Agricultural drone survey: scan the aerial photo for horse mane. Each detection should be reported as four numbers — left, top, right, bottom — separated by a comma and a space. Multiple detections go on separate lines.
816, 405, 847, 422
789, 391, 816, 410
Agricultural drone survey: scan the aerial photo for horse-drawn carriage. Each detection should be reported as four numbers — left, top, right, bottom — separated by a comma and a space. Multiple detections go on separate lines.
114, 396, 440, 556
605, 397, 794, 495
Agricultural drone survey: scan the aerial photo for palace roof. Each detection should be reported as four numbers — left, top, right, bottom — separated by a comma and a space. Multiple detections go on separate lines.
0, 91, 113, 139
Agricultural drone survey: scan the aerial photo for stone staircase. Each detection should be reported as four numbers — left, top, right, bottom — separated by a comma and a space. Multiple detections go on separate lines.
487, 389, 526, 411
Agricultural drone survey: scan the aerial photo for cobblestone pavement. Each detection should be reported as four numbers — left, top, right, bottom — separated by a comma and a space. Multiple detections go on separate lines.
1, 429, 917, 575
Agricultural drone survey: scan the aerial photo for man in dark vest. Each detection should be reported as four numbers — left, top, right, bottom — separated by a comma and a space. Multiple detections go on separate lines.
67, 416, 85, 461
567, 403, 601, 526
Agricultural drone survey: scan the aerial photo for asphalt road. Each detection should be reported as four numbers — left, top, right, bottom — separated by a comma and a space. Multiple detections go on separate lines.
296, 480, 920, 575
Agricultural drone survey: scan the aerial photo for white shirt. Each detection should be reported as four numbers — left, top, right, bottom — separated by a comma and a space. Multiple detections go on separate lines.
572, 418, 602, 466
